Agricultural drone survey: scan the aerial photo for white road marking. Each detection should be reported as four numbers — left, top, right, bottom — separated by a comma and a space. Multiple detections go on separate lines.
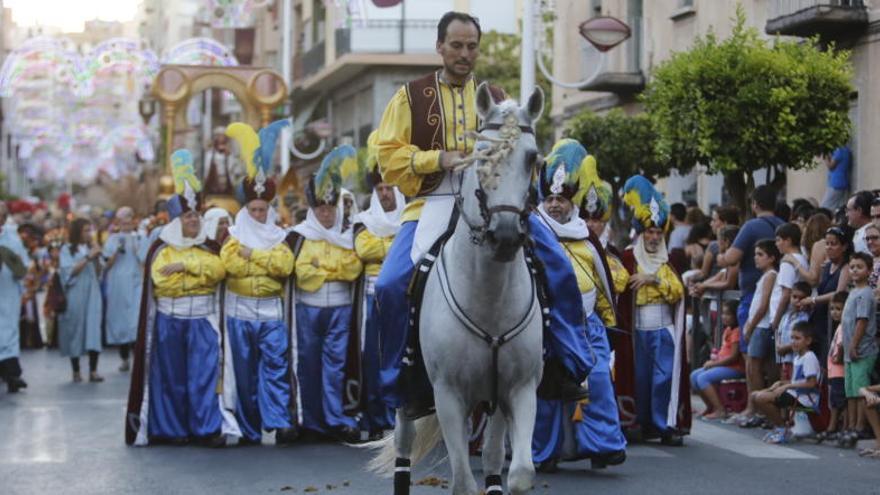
689, 420, 817, 459
0, 407, 67, 463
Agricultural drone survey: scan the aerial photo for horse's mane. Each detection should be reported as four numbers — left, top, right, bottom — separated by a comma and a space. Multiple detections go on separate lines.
454, 101, 528, 190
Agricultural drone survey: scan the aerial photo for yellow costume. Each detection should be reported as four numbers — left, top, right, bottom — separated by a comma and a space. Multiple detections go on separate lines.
561, 240, 617, 327
634, 264, 684, 307
294, 239, 363, 293
355, 230, 394, 277
151, 246, 226, 298
220, 237, 295, 298
374, 77, 480, 222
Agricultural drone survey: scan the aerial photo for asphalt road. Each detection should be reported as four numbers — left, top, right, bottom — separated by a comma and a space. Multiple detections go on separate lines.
1, 349, 877, 494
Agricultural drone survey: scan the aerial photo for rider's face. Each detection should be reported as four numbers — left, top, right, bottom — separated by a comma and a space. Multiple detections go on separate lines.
436, 20, 480, 79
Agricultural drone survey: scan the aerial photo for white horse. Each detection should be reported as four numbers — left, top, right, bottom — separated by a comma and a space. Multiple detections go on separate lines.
370, 83, 545, 495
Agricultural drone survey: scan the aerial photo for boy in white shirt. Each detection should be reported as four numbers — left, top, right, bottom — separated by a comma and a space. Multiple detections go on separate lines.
752, 322, 820, 444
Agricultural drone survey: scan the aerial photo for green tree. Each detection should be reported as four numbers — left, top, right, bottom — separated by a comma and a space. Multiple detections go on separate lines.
474, 30, 554, 148
564, 109, 668, 235
641, 7, 853, 212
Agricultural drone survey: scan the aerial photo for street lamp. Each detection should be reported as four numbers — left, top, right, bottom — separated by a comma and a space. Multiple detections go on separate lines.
521, 0, 632, 93
579, 16, 632, 52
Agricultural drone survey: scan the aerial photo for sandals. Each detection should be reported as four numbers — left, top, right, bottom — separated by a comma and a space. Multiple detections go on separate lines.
815, 431, 838, 443
836, 430, 859, 449
859, 448, 880, 458
738, 415, 765, 428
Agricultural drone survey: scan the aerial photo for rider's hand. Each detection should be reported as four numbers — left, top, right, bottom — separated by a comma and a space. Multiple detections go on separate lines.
439, 151, 465, 172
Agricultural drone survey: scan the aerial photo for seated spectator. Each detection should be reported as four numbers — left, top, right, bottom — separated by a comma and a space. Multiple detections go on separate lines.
776, 281, 812, 380
818, 291, 848, 443
690, 300, 745, 420
752, 322, 820, 444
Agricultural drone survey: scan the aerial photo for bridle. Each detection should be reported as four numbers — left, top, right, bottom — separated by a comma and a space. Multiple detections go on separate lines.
452, 119, 536, 246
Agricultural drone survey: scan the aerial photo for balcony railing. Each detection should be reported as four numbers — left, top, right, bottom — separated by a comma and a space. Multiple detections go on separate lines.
300, 41, 326, 80
766, 0, 868, 37
335, 19, 437, 58
580, 16, 645, 95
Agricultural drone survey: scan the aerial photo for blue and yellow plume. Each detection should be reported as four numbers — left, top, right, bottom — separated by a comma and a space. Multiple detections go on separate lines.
576, 153, 612, 222
226, 119, 289, 203
307, 144, 359, 206
168, 149, 202, 219
538, 139, 587, 202
622, 175, 670, 233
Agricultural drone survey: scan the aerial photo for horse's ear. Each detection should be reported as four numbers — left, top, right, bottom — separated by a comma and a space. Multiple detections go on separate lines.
525, 86, 544, 123
476, 82, 494, 119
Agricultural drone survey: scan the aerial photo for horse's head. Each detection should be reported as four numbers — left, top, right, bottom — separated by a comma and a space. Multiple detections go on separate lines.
458, 82, 543, 262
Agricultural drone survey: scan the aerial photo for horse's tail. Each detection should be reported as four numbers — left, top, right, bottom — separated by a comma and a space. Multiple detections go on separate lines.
364, 414, 442, 478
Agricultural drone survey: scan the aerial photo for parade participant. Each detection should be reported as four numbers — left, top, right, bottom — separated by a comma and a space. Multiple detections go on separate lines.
58, 217, 104, 383
18, 223, 45, 350
102, 206, 144, 372
222, 120, 298, 445
531, 139, 626, 471
204, 207, 232, 244
0, 202, 30, 393
353, 135, 405, 436
203, 127, 241, 196
290, 145, 364, 441
125, 150, 236, 447
373, 10, 590, 419
619, 175, 688, 446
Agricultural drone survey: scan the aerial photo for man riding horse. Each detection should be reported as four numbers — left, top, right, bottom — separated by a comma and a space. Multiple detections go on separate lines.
373, 11, 591, 421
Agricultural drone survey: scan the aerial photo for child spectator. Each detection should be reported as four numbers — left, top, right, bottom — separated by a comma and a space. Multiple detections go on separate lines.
739, 239, 779, 427
752, 322, 820, 444
818, 291, 848, 442
776, 281, 812, 380
690, 300, 745, 420
770, 223, 808, 338
838, 252, 879, 448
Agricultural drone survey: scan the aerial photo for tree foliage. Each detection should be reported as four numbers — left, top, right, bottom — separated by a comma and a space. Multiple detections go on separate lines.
564, 109, 667, 195
641, 7, 853, 210
474, 30, 554, 148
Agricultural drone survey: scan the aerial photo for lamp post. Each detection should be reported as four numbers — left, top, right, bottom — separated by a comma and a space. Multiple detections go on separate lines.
521, 0, 632, 93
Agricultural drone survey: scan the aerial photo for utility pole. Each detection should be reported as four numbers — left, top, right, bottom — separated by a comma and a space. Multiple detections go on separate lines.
519, 0, 536, 105
280, 0, 293, 175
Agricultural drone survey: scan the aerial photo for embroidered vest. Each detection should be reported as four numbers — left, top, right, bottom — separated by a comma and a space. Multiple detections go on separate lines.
405, 72, 505, 195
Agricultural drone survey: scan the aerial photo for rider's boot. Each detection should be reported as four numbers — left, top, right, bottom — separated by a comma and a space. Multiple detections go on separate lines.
537, 358, 589, 402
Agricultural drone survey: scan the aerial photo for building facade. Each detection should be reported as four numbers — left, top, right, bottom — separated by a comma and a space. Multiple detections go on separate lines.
551, 0, 880, 209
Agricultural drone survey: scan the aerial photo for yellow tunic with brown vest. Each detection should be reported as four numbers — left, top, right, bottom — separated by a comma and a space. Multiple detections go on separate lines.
374, 72, 505, 222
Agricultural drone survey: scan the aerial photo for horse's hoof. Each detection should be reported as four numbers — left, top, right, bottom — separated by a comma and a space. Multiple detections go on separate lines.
485, 474, 503, 494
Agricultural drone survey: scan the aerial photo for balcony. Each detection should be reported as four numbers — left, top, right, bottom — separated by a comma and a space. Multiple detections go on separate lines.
765, 1, 868, 38
300, 41, 326, 80
335, 19, 437, 58
580, 17, 645, 95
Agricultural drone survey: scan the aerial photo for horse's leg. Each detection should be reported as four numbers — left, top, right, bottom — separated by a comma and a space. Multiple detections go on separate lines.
480, 412, 506, 495
394, 409, 416, 495
434, 385, 479, 495
505, 385, 538, 495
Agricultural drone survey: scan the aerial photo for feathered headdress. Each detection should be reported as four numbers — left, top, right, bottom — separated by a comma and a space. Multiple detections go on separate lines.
622, 175, 670, 233
538, 139, 590, 202
167, 149, 203, 220
576, 153, 612, 222
225, 119, 289, 204
306, 144, 359, 207
364, 130, 384, 190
